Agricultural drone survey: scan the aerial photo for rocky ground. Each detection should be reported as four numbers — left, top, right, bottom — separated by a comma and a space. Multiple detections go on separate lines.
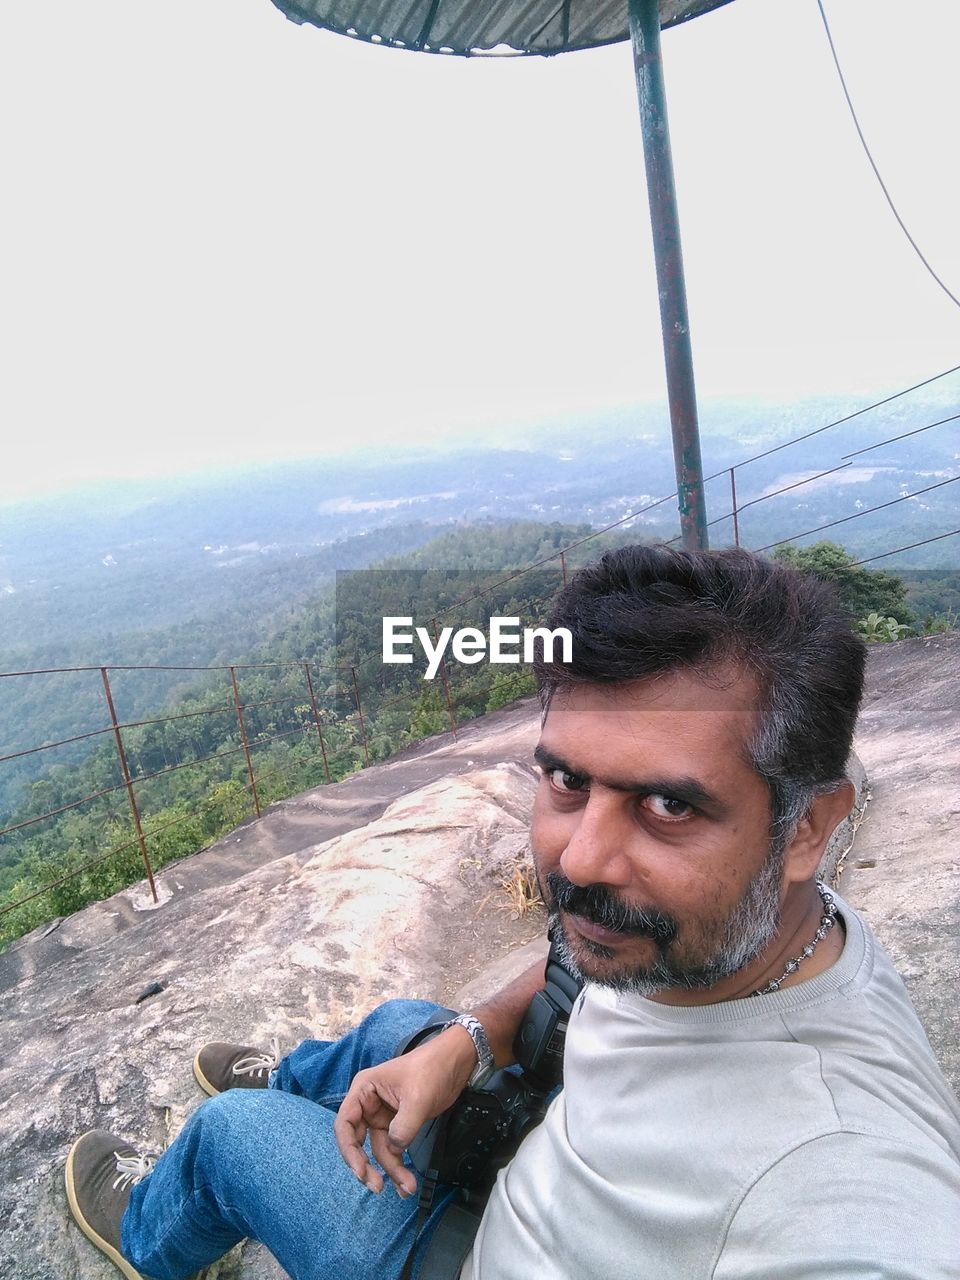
836, 630, 960, 1089
1, 703, 547, 1280
2, 634, 957, 1280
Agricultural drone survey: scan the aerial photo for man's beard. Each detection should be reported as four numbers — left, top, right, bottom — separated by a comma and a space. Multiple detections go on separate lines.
543, 845, 784, 998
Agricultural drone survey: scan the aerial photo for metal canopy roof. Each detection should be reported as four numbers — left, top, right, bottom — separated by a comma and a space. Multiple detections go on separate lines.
269, 0, 735, 56
268, 0, 723, 547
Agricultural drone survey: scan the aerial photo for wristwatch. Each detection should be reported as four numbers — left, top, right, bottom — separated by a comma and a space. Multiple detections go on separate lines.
441, 1013, 495, 1089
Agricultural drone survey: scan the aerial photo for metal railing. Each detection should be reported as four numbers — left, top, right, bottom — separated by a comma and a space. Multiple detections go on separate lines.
2, 364, 957, 933
0, 660, 362, 918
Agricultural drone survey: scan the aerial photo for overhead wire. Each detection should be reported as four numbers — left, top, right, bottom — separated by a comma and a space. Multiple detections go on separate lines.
849, 529, 959, 567
841, 410, 960, 460
663, 462, 856, 545
755, 474, 959, 552
816, 0, 960, 311
702, 362, 960, 479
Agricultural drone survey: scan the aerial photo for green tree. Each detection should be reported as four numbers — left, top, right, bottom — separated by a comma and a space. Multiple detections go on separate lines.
485, 668, 537, 712
773, 541, 912, 624
405, 685, 448, 742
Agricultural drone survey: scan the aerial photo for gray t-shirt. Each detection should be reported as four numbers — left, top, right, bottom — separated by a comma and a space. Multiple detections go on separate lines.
463, 896, 960, 1278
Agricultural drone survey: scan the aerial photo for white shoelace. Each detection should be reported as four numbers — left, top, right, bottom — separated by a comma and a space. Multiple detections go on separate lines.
112, 1151, 156, 1191
231, 1036, 280, 1080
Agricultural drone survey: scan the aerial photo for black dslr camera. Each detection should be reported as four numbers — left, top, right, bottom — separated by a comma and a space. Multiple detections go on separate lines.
396, 934, 582, 1191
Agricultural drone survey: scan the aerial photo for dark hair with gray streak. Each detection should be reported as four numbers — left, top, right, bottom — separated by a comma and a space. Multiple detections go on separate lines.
533, 545, 866, 844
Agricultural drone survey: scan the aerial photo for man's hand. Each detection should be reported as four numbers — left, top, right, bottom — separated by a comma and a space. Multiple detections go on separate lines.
335, 959, 548, 1196
333, 1024, 478, 1196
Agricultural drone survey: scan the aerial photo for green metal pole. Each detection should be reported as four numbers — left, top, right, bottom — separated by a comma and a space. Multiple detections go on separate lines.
628, 0, 709, 551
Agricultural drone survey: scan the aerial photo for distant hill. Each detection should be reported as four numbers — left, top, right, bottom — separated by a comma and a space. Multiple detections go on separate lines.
1, 392, 956, 665
1, 392, 956, 818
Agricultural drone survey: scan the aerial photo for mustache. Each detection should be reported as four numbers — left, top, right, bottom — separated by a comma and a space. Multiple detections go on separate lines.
545, 871, 678, 945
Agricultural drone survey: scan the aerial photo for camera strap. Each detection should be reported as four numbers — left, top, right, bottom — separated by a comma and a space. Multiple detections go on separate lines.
511, 931, 582, 1091
415, 1201, 483, 1280
399, 1111, 453, 1280
396, 936, 582, 1278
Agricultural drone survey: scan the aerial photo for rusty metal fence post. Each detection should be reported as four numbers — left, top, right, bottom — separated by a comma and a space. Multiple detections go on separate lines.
431, 618, 459, 740
729, 467, 741, 547
229, 666, 261, 817
303, 662, 332, 784
350, 666, 371, 767
100, 667, 158, 903
559, 550, 568, 586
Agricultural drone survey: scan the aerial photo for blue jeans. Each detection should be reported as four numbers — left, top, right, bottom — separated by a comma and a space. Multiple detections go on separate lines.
121, 1000, 461, 1280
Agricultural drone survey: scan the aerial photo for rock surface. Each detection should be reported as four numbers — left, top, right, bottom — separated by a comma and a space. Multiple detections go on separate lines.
2, 633, 958, 1280
0, 701, 547, 1280
838, 630, 960, 1091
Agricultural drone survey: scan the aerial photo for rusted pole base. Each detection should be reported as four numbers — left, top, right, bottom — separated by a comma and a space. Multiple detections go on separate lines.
351, 666, 371, 767
101, 667, 158, 902
230, 667, 262, 818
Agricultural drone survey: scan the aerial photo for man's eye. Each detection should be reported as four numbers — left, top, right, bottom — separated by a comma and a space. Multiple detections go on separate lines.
643, 794, 693, 820
547, 768, 588, 794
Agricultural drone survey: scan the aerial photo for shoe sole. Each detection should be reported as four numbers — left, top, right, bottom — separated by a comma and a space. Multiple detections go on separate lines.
192, 1048, 221, 1098
64, 1136, 147, 1280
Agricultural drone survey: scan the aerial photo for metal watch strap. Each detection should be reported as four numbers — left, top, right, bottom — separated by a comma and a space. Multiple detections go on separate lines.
442, 1013, 495, 1088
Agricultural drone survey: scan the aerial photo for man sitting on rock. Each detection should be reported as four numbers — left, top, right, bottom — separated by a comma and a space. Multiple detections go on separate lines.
65, 545, 960, 1280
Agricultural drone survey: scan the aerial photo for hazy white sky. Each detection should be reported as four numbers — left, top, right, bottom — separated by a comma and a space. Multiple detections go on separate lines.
1, 0, 959, 501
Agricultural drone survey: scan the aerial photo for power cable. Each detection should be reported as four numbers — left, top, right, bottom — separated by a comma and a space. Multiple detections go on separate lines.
755, 474, 959, 552
702, 362, 960, 479
664, 461, 856, 545
849, 528, 959, 566
817, 0, 960, 311
842, 410, 960, 460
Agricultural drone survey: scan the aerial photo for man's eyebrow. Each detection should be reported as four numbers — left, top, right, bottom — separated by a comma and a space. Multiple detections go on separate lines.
534, 744, 571, 774
533, 744, 728, 816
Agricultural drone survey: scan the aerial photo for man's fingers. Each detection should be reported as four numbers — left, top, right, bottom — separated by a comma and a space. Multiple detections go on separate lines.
333, 1096, 383, 1191
384, 1097, 428, 1156
332, 1111, 365, 1174
370, 1126, 417, 1198
334, 1076, 419, 1195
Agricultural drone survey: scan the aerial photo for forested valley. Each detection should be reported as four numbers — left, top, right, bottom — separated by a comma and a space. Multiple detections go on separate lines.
2, 391, 957, 948
0, 511, 950, 949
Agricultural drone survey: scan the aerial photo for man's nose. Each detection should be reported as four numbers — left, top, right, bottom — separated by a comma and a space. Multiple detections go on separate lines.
559, 790, 635, 889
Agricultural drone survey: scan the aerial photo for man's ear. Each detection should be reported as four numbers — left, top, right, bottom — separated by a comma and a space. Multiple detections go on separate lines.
782, 780, 856, 885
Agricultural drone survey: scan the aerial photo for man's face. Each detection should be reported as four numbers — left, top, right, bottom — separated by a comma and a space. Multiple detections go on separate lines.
532, 668, 785, 1001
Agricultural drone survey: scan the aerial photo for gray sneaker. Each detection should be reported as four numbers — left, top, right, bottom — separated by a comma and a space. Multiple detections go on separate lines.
64, 1130, 155, 1280
192, 1037, 280, 1097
